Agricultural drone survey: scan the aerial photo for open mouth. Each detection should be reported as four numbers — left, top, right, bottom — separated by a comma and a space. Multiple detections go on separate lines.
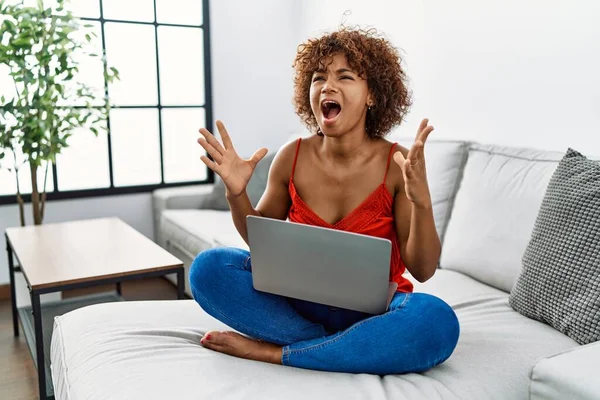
321, 100, 342, 121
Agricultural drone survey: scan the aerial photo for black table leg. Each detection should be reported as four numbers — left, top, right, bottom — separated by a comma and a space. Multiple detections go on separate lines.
177, 268, 185, 299
6, 236, 19, 337
116, 282, 122, 296
32, 291, 47, 400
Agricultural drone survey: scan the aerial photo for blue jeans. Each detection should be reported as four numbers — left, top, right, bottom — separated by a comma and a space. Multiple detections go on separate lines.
189, 247, 460, 375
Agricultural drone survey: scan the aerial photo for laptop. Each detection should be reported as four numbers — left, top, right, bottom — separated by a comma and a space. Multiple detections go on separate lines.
246, 215, 398, 315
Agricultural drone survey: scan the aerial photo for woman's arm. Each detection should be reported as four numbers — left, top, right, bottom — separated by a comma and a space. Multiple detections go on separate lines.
392, 119, 440, 282
198, 121, 296, 245
227, 140, 297, 244
394, 182, 441, 282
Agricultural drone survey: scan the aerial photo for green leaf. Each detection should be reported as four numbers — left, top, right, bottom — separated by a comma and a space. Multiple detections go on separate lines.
2, 19, 16, 32
0, 0, 113, 171
13, 37, 32, 47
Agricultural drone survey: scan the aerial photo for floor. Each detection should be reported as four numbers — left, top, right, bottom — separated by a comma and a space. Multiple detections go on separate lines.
0, 277, 183, 400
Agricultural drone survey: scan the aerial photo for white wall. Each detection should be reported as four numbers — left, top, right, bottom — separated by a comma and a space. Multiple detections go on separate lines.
209, 0, 305, 158
296, 0, 600, 152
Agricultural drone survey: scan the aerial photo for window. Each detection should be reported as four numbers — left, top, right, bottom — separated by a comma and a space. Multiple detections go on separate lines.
0, 0, 213, 204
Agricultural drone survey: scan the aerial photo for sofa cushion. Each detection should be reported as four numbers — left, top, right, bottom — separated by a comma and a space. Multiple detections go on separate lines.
440, 144, 570, 292
51, 269, 578, 400
529, 340, 600, 400
199, 177, 229, 210
391, 139, 470, 242
153, 185, 214, 247
161, 209, 248, 258
406, 269, 507, 307
160, 209, 248, 297
201, 152, 276, 210
509, 149, 600, 345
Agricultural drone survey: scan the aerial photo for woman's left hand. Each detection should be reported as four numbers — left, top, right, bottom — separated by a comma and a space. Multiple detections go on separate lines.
393, 118, 434, 209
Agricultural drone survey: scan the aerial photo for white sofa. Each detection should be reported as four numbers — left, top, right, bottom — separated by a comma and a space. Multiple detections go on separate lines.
50, 139, 600, 400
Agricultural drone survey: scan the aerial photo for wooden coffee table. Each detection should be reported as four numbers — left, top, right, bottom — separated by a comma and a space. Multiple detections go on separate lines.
5, 217, 185, 400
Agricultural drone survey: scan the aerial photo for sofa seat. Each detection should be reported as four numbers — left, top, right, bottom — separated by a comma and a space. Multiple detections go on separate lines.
160, 209, 248, 295
50, 270, 578, 400
161, 209, 249, 254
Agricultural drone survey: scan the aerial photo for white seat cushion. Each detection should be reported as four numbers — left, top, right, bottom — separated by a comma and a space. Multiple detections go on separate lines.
160, 210, 246, 296
407, 269, 507, 307
51, 270, 578, 400
161, 209, 248, 257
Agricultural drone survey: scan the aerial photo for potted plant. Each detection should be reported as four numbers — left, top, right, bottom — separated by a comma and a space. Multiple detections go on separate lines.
0, 0, 119, 226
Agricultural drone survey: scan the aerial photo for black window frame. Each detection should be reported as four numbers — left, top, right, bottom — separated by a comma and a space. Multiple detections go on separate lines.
0, 0, 214, 206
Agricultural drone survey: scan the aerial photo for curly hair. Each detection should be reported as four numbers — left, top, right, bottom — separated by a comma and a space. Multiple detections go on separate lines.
292, 26, 412, 139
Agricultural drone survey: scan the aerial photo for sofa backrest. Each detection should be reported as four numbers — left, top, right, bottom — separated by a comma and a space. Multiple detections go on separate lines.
393, 138, 470, 242
246, 151, 277, 206
440, 143, 599, 293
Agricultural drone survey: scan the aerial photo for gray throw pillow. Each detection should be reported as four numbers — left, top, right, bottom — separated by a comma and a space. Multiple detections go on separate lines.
200, 152, 277, 210
509, 148, 600, 345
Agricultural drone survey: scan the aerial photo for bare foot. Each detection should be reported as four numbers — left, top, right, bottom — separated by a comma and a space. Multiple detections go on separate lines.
200, 331, 283, 365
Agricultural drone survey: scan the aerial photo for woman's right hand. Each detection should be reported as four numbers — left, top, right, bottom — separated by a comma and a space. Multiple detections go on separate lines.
198, 120, 268, 198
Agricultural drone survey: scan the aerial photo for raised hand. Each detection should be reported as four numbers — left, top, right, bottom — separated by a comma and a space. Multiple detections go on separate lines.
393, 118, 434, 208
198, 120, 268, 197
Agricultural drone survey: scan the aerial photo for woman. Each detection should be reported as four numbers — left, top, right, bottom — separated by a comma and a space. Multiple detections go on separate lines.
190, 27, 460, 375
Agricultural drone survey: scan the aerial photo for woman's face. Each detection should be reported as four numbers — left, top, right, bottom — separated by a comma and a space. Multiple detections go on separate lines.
310, 53, 372, 137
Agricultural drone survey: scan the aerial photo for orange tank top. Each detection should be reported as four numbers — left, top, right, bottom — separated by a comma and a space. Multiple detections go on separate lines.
287, 138, 413, 293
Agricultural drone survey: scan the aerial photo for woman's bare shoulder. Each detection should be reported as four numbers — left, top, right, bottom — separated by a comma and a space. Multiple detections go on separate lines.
268, 137, 304, 182
385, 140, 410, 194
392, 143, 410, 158
380, 138, 406, 154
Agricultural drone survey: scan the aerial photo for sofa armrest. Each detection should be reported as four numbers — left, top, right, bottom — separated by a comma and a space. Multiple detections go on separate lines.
152, 184, 214, 244
530, 341, 600, 400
